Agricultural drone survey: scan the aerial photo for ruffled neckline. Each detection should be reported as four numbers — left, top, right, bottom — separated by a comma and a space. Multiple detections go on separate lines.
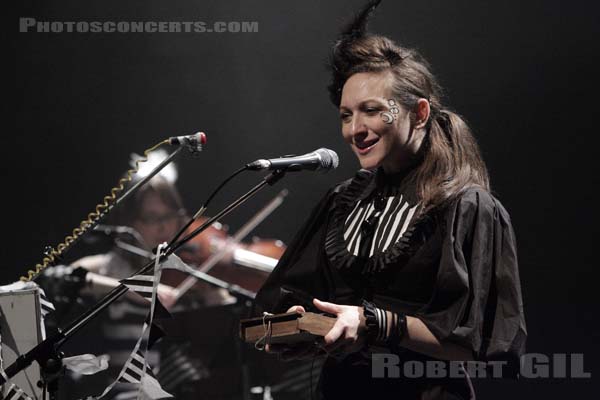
325, 169, 434, 275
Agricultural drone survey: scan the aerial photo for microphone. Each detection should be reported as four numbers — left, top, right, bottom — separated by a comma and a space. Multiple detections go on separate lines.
168, 132, 207, 152
246, 148, 339, 172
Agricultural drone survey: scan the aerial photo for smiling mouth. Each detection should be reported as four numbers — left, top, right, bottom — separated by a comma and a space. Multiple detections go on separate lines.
355, 138, 380, 152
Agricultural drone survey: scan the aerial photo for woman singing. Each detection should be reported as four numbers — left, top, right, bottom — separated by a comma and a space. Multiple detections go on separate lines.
255, 1, 526, 398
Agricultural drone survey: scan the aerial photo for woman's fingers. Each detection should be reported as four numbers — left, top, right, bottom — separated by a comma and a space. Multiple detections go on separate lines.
313, 298, 342, 314
323, 319, 347, 344
268, 302, 365, 359
287, 305, 306, 313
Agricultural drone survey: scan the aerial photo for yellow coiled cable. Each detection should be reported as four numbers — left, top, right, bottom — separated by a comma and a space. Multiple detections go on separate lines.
21, 139, 170, 282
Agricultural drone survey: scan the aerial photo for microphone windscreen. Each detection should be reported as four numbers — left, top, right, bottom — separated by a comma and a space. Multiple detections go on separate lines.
316, 148, 340, 171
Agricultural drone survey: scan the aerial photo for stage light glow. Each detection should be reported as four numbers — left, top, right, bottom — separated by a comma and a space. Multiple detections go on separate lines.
130, 149, 178, 183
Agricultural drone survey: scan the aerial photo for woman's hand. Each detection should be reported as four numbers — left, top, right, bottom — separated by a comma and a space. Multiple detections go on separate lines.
265, 300, 368, 359
287, 305, 306, 314
265, 305, 321, 360
313, 298, 367, 355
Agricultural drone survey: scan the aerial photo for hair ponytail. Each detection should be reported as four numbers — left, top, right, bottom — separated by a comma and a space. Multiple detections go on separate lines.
412, 109, 489, 212
329, 33, 491, 212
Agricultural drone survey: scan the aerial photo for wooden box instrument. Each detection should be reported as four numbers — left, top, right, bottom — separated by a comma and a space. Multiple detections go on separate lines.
240, 312, 336, 345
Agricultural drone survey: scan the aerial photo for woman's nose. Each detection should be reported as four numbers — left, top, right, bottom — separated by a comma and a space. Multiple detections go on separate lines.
350, 114, 368, 139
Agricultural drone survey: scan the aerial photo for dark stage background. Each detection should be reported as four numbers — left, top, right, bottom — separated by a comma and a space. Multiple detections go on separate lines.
8, 0, 599, 398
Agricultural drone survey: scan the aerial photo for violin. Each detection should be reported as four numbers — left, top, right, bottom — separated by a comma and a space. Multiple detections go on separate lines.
162, 190, 288, 304
160, 217, 285, 296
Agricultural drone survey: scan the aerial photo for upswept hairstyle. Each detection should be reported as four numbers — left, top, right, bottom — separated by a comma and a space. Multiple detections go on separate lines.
328, 0, 490, 212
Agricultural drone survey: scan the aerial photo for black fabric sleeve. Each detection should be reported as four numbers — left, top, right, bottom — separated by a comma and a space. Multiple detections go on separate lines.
415, 188, 527, 373
254, 188, 337, 314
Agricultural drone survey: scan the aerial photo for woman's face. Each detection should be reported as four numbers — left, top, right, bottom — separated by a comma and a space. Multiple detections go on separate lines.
339, 71, 425, 173
132, 192, 182, 249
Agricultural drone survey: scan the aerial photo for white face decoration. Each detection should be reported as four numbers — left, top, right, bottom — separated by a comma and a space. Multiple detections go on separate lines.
339, 71, 426, 173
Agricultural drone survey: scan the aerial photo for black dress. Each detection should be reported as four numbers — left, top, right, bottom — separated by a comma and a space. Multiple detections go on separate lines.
255, 169, 527, 399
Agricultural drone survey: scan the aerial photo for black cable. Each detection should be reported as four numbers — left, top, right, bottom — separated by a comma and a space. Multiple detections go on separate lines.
1, 169, 286, 386
167, 165, 248, 248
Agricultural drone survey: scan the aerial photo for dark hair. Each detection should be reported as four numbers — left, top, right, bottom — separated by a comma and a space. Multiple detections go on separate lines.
328, 8, 490, 212
110, 176, 186, 226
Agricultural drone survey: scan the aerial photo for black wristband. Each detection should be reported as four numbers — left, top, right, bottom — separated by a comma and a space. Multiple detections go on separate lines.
388, 312, 407, 345
363, 300, 408, 349
361, 300, 380, 344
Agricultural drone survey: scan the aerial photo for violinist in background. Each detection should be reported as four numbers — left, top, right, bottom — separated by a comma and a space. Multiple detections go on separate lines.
75, 175, 185, 288
75, 175, 233, 309
61, 172, 232, 399
42, 155, 294, 399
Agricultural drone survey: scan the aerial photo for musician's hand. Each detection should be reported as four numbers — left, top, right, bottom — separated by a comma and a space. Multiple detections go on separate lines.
157, 286, 178, 310
265, 305, 321, 360
313, 298, 367, 355
265, 305, 305, 354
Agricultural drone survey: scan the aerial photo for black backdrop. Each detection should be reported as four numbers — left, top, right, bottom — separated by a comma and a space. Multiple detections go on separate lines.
8, 0, 600, 398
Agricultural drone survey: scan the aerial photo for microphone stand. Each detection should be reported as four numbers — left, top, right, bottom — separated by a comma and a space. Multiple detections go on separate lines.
43, 147, 184, 264
181, 269, 256, 301
12, 147, 186, 399
0, 169, 287, 398
0, 148, 185, 399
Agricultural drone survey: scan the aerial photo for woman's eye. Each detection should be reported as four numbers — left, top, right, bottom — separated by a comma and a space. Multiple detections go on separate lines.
340, 113, 352, 122
366, 108, 379, 114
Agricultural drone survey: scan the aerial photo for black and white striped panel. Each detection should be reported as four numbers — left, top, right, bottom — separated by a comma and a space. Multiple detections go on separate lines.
4, 383, 33, 400
39, 291, 55, 317
118, 349, 154, 384
120, 274, 155, 301
343, 195, 418, 257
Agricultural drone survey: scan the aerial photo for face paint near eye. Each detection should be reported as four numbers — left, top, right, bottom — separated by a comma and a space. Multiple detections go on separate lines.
388, 99, 400, 115
380, 99, 399, 124
380, 111, 394, 124
340, 72, 426, 173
